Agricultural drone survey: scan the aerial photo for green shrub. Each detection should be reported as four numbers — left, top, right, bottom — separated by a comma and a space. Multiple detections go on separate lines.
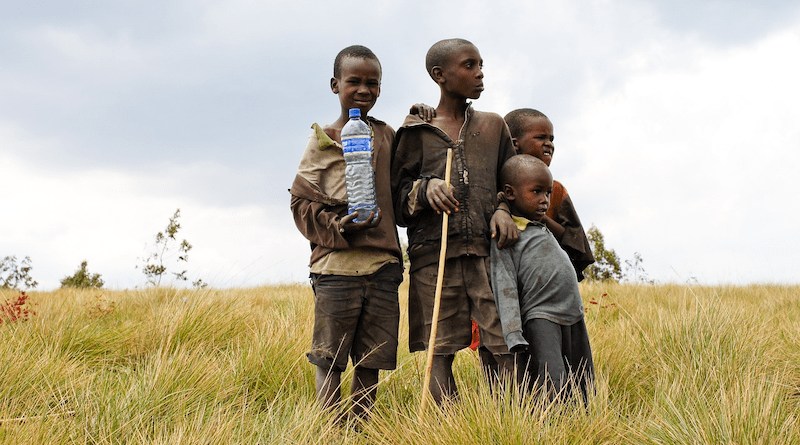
0, 255, 38, 290
60, 261, 104, 289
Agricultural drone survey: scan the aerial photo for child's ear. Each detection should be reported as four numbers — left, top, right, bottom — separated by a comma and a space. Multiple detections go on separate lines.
431, 66, 445, 85
330, 77, 339, 94
503, 184, 515, 201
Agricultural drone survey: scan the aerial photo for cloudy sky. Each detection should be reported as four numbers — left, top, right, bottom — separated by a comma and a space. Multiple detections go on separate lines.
2, 0, 799, 290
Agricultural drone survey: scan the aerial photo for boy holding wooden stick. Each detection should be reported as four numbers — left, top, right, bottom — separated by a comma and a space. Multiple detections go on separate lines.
391, 38, 518, 404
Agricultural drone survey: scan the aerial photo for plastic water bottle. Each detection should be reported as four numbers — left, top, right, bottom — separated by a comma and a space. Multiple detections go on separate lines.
341, 108, 379, 223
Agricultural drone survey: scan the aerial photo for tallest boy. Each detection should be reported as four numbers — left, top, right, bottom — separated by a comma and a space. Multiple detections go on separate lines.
391, 38, 517, 403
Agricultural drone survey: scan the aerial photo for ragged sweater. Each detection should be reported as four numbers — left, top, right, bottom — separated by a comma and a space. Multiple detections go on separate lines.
391, 105, 515, 272
289, 117, 402, 273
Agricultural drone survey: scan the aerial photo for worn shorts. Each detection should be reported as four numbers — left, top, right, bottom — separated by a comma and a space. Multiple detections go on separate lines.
308, 262, 402, 372
408, 256, 509, 355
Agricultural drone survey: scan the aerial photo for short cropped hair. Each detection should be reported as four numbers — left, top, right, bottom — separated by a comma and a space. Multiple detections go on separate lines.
500, 154, 549, 187
333, 45, 381, 79
504, 108, 548, 139
425, 38, 474, 80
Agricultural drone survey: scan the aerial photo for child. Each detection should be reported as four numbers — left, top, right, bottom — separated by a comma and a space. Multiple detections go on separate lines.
491, 154, 594, 402
504, 109, 594, 279
391, 38, 518, 404
288, 45, 405, 421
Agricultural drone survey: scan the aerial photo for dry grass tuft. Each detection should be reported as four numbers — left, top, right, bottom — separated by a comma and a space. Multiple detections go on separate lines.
0, 283, 798, 443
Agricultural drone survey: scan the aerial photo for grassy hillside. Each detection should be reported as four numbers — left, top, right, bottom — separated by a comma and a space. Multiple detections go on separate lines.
1, 282, 798, 444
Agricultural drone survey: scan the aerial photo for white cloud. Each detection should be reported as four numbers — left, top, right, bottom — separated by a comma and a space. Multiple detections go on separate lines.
0, 149, 309, 290
559, 26, 800, 284
3, 1, 799, 288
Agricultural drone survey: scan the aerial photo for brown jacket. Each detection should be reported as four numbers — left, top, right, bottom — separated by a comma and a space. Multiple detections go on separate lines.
391, 106, 515, 271
289, 118, 402, 267
547, 180, 595, 281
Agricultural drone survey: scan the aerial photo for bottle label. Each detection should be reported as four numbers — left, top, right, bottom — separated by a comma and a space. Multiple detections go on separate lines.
342, 135, 371, 153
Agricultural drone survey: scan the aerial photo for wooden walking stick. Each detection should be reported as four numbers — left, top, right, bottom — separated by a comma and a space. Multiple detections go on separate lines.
418, 147, 453, 420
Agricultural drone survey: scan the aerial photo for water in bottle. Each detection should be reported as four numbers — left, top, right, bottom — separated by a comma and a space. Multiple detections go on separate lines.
341, 108, 379, 223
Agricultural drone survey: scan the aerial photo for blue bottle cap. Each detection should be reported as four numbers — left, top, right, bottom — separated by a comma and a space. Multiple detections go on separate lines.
349, 108, 361, 118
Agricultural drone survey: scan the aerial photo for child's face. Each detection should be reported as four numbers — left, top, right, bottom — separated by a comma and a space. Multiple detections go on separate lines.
331, 56, 381, 117
506, 166, 552, 221
515, 117, 555, 166
439, 44, 484, 100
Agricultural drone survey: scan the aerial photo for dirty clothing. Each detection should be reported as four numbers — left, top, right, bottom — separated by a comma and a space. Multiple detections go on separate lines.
547, 180, 595, 281
290, 119, 402, 272
392, 105, 515, 354
408, 256, 508, 354
308, 263, 403, 372
290, 118, 403, 370
520, 317, 594, 403
490, 216, 585, 353
391, 106, 516, 272
491, 215, 593, 400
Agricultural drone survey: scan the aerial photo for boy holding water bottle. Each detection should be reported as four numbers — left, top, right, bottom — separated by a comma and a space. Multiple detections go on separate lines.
289, 45, 433, 423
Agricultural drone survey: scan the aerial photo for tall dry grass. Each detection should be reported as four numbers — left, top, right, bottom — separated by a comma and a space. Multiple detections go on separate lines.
0, 282, 798, 444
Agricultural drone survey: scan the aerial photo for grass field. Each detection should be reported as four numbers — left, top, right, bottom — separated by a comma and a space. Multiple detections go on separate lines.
1, 281, 799, 444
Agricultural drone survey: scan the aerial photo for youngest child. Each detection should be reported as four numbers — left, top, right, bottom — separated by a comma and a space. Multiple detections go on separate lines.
491, 154, 594, 402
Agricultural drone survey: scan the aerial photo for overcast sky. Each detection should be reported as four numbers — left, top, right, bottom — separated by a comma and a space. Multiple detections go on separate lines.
2, 0, 799, 290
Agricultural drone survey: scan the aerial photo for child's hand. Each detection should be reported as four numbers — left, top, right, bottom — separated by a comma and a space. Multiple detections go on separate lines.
410, 103, 436, 122
339, 209, 382, 234
426, 178, 459, 215
491, 209, 519, 249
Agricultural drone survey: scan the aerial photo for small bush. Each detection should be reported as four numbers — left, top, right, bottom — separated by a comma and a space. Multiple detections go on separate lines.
0, 255, 38, 290
138, 209, 204, 286
61, 261, 104, 289
584, 226, 622, 282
